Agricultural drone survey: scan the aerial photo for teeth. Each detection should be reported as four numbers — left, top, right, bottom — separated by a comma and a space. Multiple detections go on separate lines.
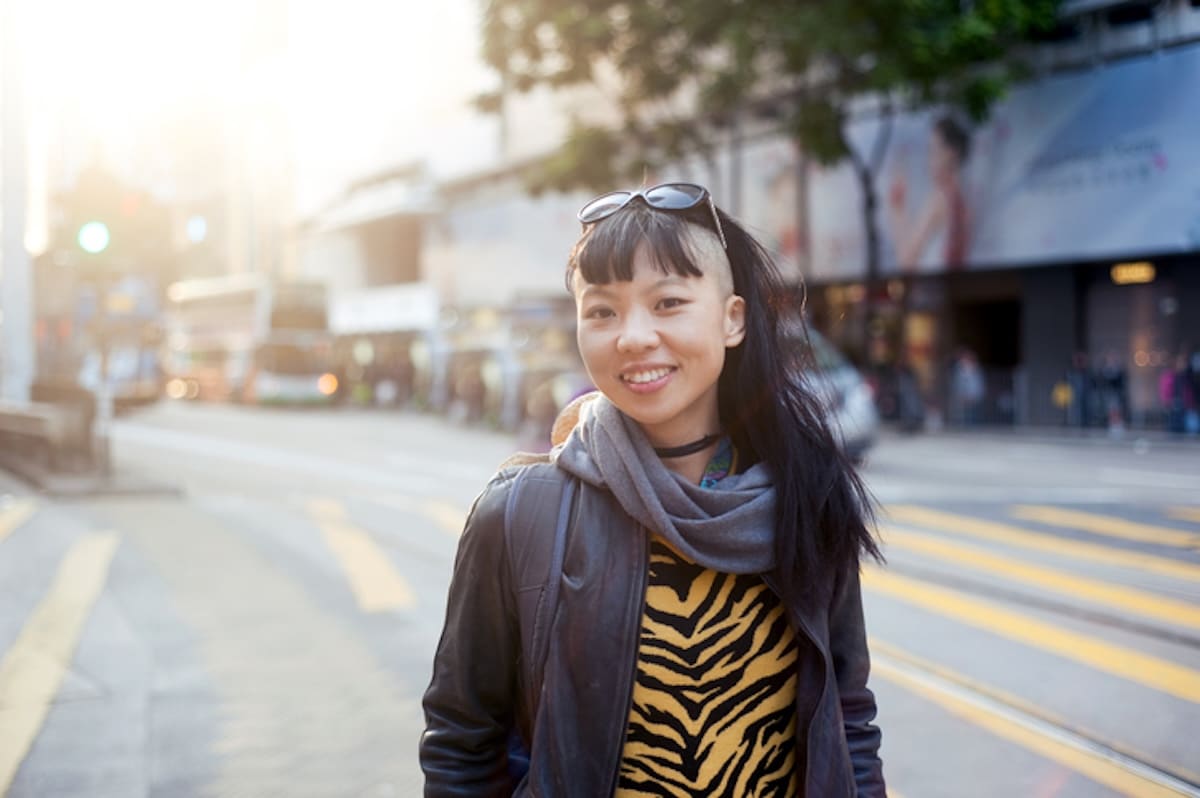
625, 368, 672, 384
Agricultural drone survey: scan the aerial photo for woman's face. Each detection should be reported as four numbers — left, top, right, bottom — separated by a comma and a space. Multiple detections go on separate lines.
572, 231, 745, 448
930, 129, 959, 182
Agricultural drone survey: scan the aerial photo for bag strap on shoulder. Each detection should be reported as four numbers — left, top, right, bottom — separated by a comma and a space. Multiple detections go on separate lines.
504, 466, 577, 714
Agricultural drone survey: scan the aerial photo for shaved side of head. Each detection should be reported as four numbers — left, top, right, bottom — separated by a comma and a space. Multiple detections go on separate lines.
680, 224, 735, 297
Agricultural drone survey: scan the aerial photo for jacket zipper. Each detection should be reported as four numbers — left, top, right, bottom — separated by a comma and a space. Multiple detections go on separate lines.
604, 525, 651, 798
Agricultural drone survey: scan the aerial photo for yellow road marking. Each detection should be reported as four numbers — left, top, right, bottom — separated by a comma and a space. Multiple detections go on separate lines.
0, 497, 37, 543
884, 526, 1200, 632
306, 500, 415, 612
863, 567, 1200, 703
1011, 505, 1200, 549
870, 639, 1200, 788
885, 505, 1200, 583
419, 500, 466, 537
357, 493, 466, 538
306, 497, 345, 520
0, 533, 120, 794
1169, 507, 1200, 525
871, 652, 1192, 797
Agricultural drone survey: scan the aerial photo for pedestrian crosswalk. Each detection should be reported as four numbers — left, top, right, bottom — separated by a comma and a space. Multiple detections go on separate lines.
1010, 505, 1200, 549
1, 489, 1199, 796
304, 498, 416, 613
871, 503, 1200, 796
1171, 507, 1200, 525
887, 504, 1200, 582
881, 526, 1200, 631
865, 566, 1200, 703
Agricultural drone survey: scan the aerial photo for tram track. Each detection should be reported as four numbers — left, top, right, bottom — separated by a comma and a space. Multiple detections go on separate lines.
871, 639, 1200, 796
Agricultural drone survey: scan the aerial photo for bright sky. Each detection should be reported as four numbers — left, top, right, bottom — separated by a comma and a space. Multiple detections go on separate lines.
18, 0, 498, 215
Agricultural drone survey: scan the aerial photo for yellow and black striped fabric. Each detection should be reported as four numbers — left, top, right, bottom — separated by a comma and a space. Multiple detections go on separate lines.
616, 535, 799, 797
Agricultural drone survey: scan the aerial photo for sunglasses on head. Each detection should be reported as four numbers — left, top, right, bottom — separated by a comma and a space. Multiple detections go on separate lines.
577, 182, 727, 249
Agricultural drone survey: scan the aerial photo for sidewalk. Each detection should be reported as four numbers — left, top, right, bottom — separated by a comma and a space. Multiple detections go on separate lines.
0, 453, 182, 498
886, 422, 1200, 452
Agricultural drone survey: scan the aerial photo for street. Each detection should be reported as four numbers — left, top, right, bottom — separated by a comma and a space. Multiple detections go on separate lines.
1, 402, 1198, 797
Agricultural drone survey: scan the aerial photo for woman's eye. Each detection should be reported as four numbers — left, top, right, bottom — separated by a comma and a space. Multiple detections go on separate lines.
657, 297, 686, 310
584, 306, 614, 320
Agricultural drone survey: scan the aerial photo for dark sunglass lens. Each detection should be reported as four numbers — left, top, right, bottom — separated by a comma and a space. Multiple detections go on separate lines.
579, 192, 633, 223
644, 183, 705, 209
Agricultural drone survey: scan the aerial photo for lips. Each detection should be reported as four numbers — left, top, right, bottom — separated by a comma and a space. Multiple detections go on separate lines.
622, 367, 675, 385
619, 365, 677, 394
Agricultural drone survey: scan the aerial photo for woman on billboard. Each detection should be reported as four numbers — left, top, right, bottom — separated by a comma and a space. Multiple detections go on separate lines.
888, 116, 972, 272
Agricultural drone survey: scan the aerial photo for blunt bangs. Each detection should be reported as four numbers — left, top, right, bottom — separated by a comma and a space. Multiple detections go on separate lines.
566, 203, 716, 290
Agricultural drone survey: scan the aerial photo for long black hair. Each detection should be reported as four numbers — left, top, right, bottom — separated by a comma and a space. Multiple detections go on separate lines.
566, 199, 881, 607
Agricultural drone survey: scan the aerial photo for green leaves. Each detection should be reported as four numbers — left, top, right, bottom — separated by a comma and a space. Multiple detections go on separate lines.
526, 124, 624, 194
480, 0, 1062, 189
784, 98, 847, 166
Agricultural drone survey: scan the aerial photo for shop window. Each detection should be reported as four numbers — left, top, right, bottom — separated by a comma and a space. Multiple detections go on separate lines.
1033, 20, 1084, 43
1105, 1, 1154, 25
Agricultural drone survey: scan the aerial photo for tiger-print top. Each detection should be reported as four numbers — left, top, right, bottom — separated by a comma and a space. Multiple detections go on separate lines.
615, 535, 799, 797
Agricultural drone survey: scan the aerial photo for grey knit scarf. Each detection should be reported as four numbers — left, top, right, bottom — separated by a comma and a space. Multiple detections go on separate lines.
552, 394, 777, 574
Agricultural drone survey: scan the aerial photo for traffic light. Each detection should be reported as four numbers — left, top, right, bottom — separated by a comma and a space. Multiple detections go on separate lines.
50, 164, 174, 274
77, 221, 111, 255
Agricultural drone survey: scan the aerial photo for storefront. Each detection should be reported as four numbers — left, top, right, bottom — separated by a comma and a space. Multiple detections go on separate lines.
743, 41, 1200, 429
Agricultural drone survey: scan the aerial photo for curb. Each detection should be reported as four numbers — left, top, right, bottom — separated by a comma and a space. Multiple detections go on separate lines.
0, 456, 184, 499
878, 426, 1200, 452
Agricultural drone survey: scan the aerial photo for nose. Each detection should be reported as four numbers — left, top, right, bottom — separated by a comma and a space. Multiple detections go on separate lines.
616, 308, 659, 353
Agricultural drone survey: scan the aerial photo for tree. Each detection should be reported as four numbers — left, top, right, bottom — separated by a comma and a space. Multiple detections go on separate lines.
479, 0, 1060, 309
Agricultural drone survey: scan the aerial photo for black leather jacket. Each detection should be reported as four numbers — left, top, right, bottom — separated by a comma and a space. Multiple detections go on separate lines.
421, 464, 885, 796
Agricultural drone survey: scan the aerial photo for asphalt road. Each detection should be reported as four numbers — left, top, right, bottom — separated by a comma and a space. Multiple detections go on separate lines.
1, 401, 1198, 797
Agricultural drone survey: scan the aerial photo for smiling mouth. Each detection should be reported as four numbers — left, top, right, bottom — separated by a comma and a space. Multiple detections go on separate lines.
621, 367, 676, 385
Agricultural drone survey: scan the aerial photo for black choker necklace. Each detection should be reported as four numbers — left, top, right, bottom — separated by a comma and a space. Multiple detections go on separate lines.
653, 433, 722, 458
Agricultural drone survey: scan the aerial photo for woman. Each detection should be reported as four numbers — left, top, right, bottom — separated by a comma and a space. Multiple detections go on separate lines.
422, 183, 885, 796
888, 115, 971, 272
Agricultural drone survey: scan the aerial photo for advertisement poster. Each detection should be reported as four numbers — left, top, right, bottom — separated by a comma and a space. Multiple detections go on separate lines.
737, 137, 808, 282
807, 43, 1200, 277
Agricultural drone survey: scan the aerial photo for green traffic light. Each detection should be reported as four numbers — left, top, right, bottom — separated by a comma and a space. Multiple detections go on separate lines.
78, 221, 111, 254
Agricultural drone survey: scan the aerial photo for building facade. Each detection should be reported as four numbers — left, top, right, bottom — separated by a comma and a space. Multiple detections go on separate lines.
793, 21, 1200, 429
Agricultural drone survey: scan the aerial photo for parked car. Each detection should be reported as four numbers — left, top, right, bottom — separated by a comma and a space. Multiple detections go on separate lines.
799, 328, 880, 462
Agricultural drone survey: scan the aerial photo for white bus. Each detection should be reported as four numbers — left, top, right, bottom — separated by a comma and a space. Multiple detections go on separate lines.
164, 273, 339, 405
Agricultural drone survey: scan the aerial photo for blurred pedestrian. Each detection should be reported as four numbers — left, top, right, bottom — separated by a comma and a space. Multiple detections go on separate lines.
1164, 350, 1200, 435
1098, 350, 1128, 435
1189, 349, 1200, 435
950, 347, 985, 427
421, 183, 886, 795
1065, 351, 1091, 428
895, 355, 925, 433
1160, 354, 1185, 433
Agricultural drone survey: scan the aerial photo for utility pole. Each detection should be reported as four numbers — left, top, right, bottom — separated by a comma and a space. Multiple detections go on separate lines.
1, 0, 34, 403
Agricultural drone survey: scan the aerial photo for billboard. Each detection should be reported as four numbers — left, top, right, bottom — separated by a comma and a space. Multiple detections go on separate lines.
737, 137, 807, 283
806, 42, 1200, 278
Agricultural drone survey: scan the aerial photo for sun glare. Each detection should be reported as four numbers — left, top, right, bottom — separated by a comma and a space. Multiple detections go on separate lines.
15, 0, 494, 213
23, 0, 244, 130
